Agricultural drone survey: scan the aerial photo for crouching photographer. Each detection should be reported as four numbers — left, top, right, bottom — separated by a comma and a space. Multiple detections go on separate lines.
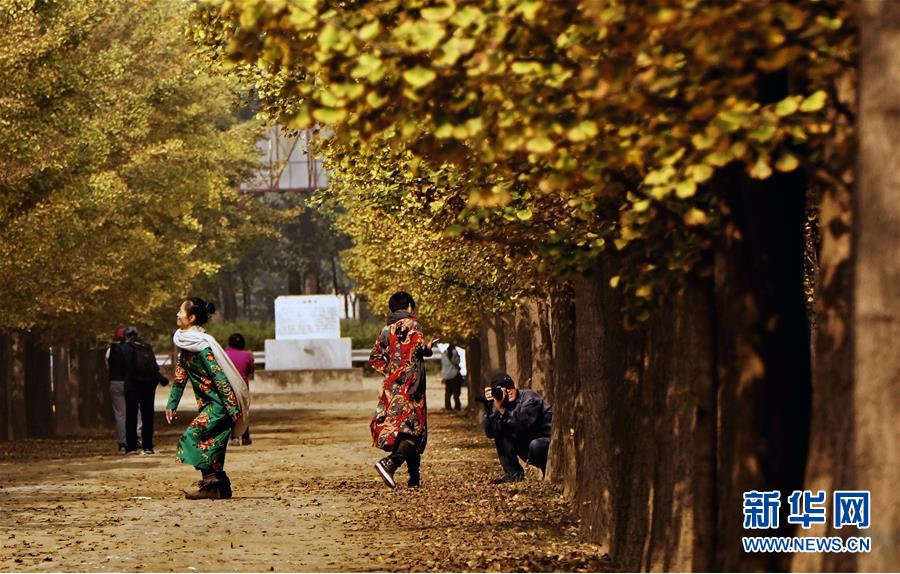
481, 373, 552, 484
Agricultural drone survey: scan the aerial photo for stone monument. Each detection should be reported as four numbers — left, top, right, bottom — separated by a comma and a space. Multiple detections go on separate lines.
264, 295, 352, 370
255, 295, 361, 393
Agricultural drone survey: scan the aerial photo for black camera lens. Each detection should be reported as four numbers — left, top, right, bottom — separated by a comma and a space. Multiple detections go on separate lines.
490, 385, 504, 400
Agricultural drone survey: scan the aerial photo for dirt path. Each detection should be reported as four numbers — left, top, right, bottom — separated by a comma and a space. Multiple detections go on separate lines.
0, 383, 612, 572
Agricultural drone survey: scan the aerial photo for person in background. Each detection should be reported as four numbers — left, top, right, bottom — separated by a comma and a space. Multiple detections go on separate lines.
107, 326, 139, 453
369, 291, 436, 489
124, 326, 166, 455
441, 343, 463, 411
225, 332, 254, 446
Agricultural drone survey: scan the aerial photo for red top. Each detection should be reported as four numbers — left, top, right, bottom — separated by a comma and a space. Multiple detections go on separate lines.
225, 348, 254, 385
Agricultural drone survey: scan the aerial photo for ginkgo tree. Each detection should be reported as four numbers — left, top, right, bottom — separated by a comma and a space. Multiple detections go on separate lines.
0, 0, 279, 343
193, 0, 854, 319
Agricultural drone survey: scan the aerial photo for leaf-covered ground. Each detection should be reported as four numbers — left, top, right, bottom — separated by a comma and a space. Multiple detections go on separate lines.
0, 385, 614, 572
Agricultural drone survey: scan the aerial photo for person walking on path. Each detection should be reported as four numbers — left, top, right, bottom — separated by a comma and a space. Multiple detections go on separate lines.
124, 326, 166, 455
369, 291, 436, 489
166, 298, 249, 500
440, 343, 463, 411
107, 326, 139, 453
225, 332, 254, 446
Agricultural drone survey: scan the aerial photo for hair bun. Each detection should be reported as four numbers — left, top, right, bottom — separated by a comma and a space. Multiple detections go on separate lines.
206, 302, 217, 315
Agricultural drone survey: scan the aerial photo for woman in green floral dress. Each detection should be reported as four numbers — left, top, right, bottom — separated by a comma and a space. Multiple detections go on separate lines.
166, 297, 250, 499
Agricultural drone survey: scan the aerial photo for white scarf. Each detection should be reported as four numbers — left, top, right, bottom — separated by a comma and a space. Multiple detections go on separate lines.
173, 326, 250, 436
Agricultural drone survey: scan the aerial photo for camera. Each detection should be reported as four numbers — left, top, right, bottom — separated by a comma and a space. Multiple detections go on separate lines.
490, 385, 505, 400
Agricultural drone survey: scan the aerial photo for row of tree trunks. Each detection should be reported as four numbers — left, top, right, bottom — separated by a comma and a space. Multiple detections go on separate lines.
0, 332, 112, 441
476, 164, 812, 570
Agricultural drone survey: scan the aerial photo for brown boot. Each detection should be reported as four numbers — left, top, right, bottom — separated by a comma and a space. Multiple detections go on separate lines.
183, 477, 221, 500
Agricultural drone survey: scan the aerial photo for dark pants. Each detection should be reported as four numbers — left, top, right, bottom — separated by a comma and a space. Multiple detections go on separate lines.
125, 383, 156, 451
389, 434, 421, 481
443, 376, 462, 410
495, 434, 550, 476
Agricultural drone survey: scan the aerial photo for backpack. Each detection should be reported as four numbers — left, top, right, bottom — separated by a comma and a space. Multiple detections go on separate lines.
131, 340, 159, 382
107, 342, 130, 380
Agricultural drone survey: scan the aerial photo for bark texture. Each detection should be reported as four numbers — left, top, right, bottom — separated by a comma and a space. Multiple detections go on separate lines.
855, 2, 900, 567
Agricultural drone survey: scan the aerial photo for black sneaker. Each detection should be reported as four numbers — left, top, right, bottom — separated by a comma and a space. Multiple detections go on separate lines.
374, 456, 400, 489
407, 476, 421, 488
491, 472, 525, 484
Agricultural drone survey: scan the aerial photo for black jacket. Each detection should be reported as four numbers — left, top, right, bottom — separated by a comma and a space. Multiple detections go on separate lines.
484, 389, 552, 440
107, 342, 133, 381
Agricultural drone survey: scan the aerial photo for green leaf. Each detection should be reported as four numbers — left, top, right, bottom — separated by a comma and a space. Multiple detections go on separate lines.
775, 96, 799, 116
526, 136, 554, 154
675, 179, 697, 198
692, 132, 714, 150
359, 20, 381, 41
435, 123, 454, 139
438, 37, 475, 66
516, 208, 533, 220
518, 1, 542, 21
421, 4, 455, 22
691, 164, 714, 183
749, 123, 776, 142
312, 107, 348, 124
397, 20, 446, 52
799, 90, 827, 112
633, 199, 651, 212
511, 61, 543, 75
403, 66, 437, 88
567, 120, 598, 142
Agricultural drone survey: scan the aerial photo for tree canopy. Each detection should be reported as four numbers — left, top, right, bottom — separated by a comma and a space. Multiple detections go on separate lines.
0, 0, 279, 343
193, 0, 853, 331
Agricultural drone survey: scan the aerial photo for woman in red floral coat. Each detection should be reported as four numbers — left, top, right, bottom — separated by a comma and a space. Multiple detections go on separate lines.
370, 291, 435, 488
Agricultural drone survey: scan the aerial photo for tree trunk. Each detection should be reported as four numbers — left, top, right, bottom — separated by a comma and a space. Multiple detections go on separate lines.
52, 346, 81, 436
24, 336, 53, 438
303, 271, 320, 295
6, 330, 27, 440
219, 269, 239, 320
500, 313, 519, 384
464, 335, 483, 416
795, 177, 856, 572
240, 271, 253, 318
0, 332, 10, 441
288, 270, 304, 295
73, 344, 111, 428
514, 303, 534, 388
331, 255, 340, 295
713, 167, 812, 572
854, 4, 900, 568
545, 283, 579, 496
